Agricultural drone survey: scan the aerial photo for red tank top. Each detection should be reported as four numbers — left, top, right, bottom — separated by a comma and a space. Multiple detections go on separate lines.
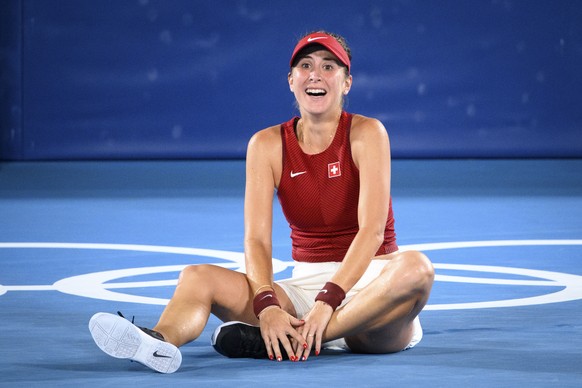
277, 111, 398, 263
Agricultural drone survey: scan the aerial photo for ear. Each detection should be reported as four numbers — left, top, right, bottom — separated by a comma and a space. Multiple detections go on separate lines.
343, 74, 353, 95
288, 72, 294, 92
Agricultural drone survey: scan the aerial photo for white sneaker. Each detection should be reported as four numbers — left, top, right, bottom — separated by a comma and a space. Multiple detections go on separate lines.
89, 312, 182, 373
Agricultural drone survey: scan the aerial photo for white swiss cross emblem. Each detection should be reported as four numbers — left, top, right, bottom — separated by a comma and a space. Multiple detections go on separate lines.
328, 161, 341, 178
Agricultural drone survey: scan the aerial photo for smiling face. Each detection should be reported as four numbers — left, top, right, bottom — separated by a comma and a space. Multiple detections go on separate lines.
288, 49, 352, 116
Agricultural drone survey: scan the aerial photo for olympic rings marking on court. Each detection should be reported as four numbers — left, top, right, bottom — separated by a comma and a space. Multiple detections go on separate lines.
0, 240, 581, 311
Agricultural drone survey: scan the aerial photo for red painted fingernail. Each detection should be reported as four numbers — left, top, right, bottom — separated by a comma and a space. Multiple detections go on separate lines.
303, 343, 308, 349
269, 355, 274, 360
301, 356, 306, 361
277, 356, 282, 362
315, 350, 320, 356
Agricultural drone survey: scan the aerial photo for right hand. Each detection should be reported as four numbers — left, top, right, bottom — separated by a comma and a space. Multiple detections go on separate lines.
258, 306, 306, 361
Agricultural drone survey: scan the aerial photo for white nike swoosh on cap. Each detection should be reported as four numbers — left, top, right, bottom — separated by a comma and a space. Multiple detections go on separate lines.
290, 171, 307, 178
307, 36, 328, 42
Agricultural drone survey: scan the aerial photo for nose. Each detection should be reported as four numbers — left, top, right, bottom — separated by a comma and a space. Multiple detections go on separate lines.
309, 68, 321, 82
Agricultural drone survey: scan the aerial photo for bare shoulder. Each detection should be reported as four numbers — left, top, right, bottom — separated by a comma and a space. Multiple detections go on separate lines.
247, 124, 282, 154
246, 124, 283, 184
350, 115, 390, 171
350, 114, 389, 143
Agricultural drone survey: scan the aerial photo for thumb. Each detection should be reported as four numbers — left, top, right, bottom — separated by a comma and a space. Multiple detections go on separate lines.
289, 316, 305, 327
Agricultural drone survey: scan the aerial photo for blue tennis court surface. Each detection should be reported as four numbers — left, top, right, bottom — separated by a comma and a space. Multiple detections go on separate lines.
1, 159, 581, 387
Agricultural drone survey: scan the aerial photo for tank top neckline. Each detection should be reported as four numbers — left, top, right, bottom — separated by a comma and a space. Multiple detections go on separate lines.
292, 112, 348, 157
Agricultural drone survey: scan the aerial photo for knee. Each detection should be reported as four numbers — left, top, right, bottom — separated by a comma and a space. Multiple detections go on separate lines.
388, 250, 434, 296
178, 264, 214, 285
404, 250, 434, 293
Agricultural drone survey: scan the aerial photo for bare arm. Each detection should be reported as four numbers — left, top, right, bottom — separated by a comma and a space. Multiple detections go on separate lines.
243, 126, 306, 361
243, 129, 276, 294
330, 115, 392, 291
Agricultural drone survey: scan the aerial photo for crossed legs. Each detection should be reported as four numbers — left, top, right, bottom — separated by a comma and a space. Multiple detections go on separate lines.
152, 250, 434, 354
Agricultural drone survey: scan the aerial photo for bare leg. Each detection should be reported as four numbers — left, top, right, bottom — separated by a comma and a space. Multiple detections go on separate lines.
324, 250, 434, 353
153, 264, 258, 347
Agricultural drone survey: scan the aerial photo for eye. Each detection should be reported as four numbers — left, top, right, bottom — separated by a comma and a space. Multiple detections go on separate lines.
299, 61, 311, 69
323, 64, 334, 71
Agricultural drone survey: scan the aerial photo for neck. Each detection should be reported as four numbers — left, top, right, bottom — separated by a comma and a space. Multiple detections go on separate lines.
300, 108, 342, 126
297, 111, 342, 153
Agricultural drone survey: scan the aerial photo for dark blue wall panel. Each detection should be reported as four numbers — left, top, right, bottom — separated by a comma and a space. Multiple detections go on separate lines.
0, 0, 23, 160
1, 0, 581, 160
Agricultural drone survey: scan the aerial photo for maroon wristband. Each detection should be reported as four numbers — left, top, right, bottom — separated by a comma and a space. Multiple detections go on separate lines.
253, 290, 281, 318
315, 282, 346, 311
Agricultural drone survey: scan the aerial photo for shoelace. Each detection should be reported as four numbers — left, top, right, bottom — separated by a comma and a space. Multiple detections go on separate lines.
117, 310, 134, 323
117, 311, 166, 341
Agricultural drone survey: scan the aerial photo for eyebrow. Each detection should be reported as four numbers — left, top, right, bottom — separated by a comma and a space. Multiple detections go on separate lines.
301, 54, 340, 63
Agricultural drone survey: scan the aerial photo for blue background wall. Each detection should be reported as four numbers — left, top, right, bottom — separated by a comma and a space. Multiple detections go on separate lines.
1, 0, 581, 160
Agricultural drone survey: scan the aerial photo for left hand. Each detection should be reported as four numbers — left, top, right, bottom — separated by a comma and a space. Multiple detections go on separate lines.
293, 301, 334, 361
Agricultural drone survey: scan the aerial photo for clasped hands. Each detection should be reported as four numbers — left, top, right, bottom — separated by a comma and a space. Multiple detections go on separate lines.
257, 301, 333, 362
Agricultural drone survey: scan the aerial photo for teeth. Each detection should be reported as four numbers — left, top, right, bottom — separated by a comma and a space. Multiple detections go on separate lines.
306, 88, 326, 95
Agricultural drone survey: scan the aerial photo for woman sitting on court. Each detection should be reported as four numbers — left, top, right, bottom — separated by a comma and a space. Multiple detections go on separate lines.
89, 30, 435, 373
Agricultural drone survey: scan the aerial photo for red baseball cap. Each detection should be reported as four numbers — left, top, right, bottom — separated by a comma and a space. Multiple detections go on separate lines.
290, 32, 351, 72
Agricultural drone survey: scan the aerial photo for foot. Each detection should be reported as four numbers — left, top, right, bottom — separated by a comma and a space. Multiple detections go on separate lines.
89, 312, 182, 373
211, 321, 268, 359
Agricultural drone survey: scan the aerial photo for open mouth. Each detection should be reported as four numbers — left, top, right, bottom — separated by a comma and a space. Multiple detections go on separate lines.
305, 88, 327, 97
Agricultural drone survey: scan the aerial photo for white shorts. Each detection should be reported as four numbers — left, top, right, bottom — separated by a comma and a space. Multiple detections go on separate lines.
276, 260, 423, 352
